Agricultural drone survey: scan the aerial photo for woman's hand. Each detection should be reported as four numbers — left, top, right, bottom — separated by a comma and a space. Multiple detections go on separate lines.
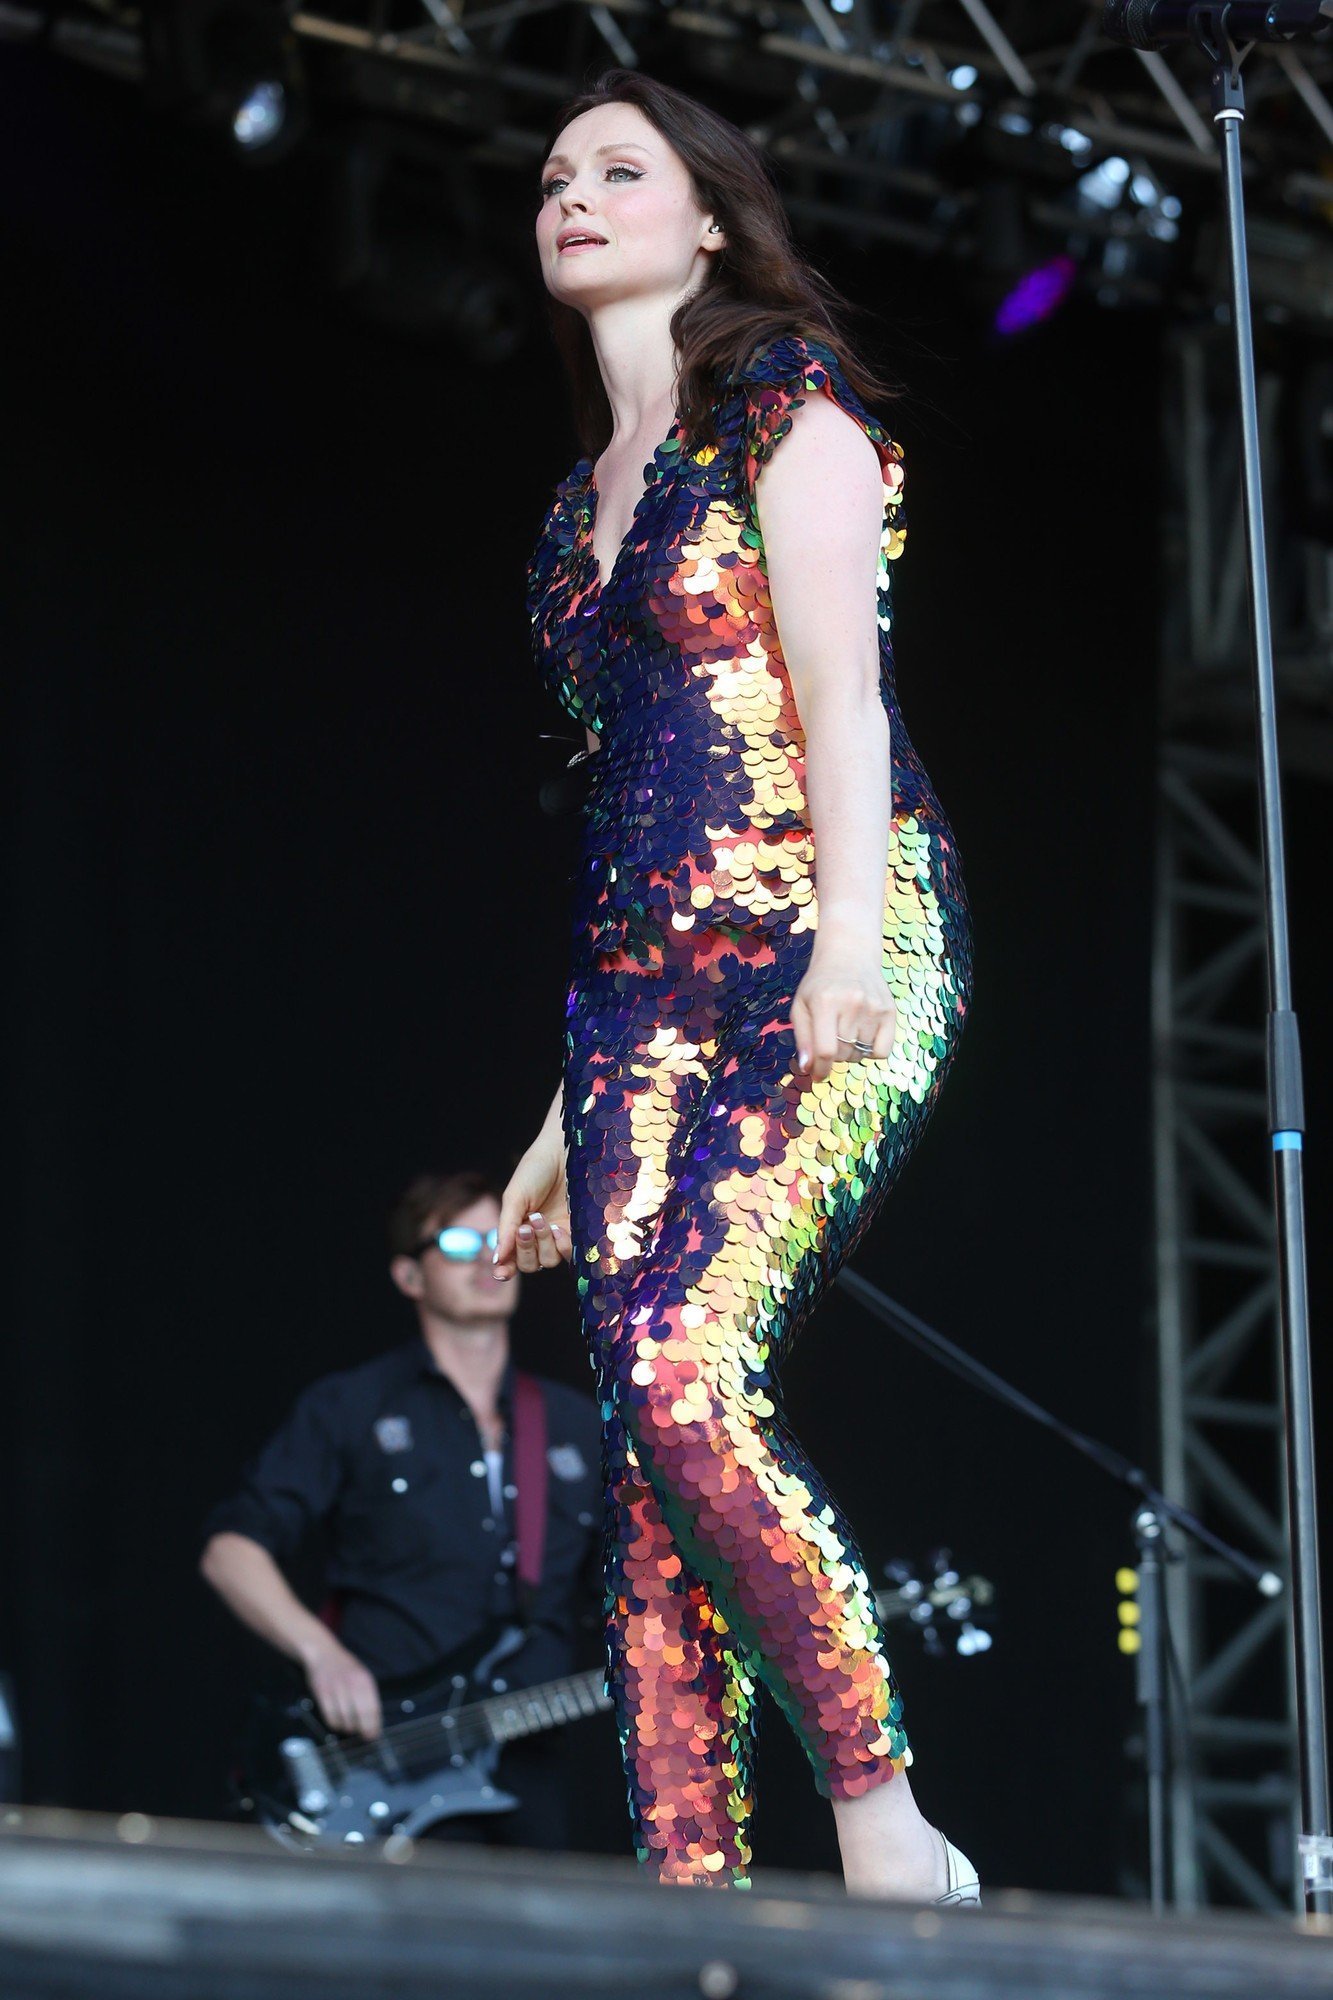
494, 1124, 573, 1279
792, 932, 897, 1084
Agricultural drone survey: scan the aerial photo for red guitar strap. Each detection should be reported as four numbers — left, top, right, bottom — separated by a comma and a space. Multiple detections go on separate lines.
511, 1370, 548, 1612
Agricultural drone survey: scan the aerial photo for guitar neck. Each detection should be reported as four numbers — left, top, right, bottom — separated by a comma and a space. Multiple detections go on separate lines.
372, 1665, 613, 1767
478, 1668, 611, 1744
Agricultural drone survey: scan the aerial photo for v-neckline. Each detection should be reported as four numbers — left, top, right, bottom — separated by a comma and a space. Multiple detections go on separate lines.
584, 421, 682, 596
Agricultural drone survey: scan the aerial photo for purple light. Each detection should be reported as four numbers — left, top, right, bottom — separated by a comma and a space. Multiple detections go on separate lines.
994, 255, 1078, 336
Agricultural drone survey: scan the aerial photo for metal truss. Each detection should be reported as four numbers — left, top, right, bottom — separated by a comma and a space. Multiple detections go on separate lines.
1151, 324, 1333, 1911
11, 0, 1333, 320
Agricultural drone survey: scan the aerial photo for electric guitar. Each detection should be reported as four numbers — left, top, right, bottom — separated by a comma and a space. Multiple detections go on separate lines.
238, 1556, 993, 1850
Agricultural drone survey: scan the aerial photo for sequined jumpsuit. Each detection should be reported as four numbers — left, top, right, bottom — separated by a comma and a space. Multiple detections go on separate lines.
527, 336, 973, 1886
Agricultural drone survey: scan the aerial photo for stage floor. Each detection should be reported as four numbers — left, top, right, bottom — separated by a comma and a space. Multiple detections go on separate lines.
1, 1807, 1330, 2000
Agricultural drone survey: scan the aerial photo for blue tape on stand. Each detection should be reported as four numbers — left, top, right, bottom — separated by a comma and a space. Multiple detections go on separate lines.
1273, 1131, 1303, 1151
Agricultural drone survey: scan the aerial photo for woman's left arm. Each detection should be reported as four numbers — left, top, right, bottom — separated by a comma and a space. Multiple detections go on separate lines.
755, 393, 895, 1084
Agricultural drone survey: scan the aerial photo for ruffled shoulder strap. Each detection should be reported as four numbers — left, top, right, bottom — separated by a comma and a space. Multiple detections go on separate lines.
730, 335, 904, 546
553, 453, 595, 526
529, 456, 594, 567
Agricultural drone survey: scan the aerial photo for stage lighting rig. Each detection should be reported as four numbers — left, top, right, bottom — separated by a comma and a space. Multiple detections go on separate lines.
17, 0, 1333, 322
144, 0, 308, 160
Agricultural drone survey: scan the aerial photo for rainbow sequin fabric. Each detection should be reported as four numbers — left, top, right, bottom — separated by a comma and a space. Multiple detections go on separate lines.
528, 336, 973, 1885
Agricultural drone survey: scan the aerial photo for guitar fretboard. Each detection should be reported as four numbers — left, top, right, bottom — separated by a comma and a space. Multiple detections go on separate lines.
479, 1670, 610, 1743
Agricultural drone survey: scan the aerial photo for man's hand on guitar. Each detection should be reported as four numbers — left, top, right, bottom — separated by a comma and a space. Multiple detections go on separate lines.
301, 1634, 383, 1739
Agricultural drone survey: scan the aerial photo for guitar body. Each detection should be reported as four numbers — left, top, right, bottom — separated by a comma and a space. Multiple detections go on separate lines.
239, 1622, 549, 1850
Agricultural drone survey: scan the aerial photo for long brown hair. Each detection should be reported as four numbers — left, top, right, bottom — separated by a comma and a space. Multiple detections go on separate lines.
543, 70, 896, 455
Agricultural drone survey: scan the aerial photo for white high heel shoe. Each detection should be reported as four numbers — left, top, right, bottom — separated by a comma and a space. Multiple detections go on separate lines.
933, 1828, 982, 1907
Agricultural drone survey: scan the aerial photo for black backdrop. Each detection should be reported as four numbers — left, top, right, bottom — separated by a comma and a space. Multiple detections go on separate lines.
4, 47, 1328, 1900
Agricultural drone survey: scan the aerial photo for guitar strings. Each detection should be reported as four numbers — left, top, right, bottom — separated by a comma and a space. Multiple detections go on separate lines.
326, 1684, 603, 1778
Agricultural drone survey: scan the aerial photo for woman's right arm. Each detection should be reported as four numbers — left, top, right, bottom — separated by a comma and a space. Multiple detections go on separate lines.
494, 1080, 572, 1278
494, 729, 597, 1280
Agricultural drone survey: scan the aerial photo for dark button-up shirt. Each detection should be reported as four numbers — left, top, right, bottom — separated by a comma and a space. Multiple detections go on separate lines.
203, 1340, 603, 1685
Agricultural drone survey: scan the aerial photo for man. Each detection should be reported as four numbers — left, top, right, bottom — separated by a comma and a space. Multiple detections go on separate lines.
200, 1170, 604, 1851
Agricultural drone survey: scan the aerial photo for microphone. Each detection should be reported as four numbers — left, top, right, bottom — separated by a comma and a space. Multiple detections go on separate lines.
1102, 0, 1332, 47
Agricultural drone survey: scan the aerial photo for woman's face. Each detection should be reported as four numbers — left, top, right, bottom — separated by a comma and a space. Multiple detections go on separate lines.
536, 101, 722, 314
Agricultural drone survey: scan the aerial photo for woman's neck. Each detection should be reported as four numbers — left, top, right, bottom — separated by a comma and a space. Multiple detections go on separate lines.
587, 294, 680, 444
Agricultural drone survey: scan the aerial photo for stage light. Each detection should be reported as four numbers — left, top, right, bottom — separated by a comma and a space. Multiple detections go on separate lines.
994, 255, 1079, 334
233, 79, 286, 149
949, 64, 979, 89
1064, 157, 1186, 296
146, 0, 307, 164
1078, 155, 1132, 211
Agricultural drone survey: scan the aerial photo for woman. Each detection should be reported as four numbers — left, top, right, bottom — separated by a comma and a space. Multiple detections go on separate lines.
494, 70, 975, 1900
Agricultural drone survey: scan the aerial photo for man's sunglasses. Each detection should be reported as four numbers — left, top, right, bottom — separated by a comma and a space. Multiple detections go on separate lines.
413, 1225, 500, 1263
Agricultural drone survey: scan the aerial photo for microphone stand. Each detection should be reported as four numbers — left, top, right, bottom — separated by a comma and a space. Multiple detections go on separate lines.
835, 1267, 1285, 1914
1182, 4, 1330, 1919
